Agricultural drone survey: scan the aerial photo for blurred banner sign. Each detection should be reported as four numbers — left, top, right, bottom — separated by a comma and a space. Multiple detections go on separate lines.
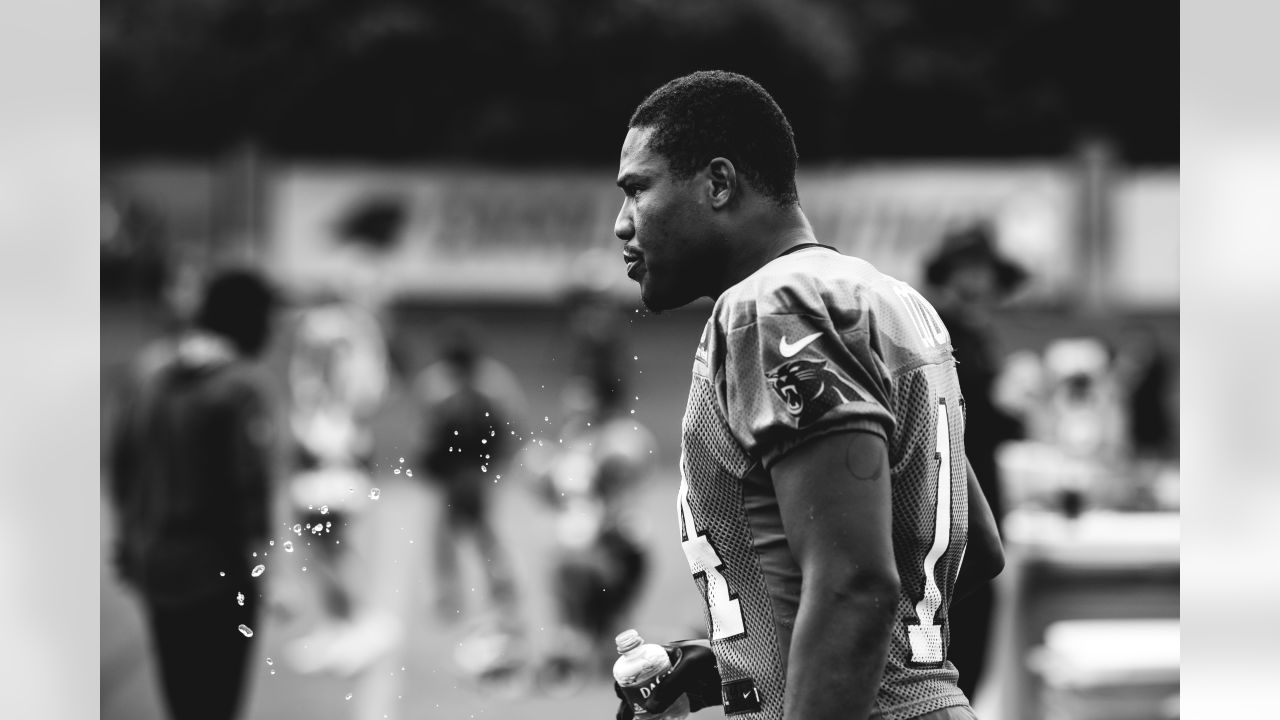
266, 164, 1080, 302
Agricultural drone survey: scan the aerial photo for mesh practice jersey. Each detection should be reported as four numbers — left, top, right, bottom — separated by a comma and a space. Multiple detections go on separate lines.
676, 245, 970, 719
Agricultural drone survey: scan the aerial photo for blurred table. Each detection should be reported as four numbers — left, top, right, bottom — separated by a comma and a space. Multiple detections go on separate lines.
992, 509, 1180, 720
1028, 618, 1179, 720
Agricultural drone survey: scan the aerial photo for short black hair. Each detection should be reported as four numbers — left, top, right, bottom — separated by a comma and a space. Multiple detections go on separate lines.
194, 268, 277, 357
629, 70, 799, 205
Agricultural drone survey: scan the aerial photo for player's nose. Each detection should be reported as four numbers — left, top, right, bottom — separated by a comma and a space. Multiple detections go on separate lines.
614, 202, 634, 241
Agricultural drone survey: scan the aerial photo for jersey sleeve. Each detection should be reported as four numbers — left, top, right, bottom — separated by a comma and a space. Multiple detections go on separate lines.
721, 280, 895, 469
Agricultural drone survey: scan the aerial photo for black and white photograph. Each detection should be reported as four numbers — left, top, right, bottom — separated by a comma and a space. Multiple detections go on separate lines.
92, 2, 1186, 719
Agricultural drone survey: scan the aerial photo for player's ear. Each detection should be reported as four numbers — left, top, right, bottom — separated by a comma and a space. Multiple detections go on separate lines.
706, 157, 736, 210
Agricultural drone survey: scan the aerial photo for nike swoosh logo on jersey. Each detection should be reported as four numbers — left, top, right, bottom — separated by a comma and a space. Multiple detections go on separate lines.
779, 332, 822, 357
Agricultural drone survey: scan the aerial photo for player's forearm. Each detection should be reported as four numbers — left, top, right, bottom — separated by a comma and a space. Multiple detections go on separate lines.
954, 542, 1003, 602
784, 577, 898, 719
954, 460, 1005, 602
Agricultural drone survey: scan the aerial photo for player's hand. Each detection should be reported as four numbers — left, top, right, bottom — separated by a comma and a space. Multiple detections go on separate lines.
613, 639, 720, 720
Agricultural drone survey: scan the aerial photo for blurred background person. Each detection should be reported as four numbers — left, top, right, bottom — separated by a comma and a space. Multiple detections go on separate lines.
1037, 336, 1131, 511
278, 196, 406, 677
276, 192, 412, 681
528, 287, 660, 691
924, 222, 1028, 702
281, 290, 396, 674
414, 322, 528, 643
107, 268, 278, 720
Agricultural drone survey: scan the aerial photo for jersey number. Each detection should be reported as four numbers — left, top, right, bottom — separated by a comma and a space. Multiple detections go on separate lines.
678, 478, 746, 640
906, 399, 954, 665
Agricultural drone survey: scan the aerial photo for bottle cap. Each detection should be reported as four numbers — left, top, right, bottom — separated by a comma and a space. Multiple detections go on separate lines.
615, 628, 643, 654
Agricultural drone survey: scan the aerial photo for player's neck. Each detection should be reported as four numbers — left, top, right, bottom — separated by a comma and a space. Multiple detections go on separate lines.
716, 205, 816, 296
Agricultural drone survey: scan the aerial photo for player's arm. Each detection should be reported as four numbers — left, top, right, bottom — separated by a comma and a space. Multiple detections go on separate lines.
773, 429, 899, 720
954, 457, 1005, 602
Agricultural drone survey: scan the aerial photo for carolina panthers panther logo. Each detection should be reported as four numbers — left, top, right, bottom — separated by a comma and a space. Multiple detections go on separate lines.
765, 358, 864, 427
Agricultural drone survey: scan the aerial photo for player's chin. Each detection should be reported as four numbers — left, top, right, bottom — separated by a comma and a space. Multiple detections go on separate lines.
639, 278, 682, 314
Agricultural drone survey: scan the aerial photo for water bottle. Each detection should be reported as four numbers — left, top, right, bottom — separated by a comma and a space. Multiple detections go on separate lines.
613, 629, 691, 720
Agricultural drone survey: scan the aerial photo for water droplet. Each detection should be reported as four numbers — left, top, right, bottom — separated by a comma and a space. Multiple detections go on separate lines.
489, 430, 495, 437
270, 669, 276, 675
544, 416, 550, 423
630, 409, 636, 414
320, 505, 329, 515
369, 488, 381, 500
268, 540, 275, 546
301, 566, 307, 572
405, 469, 413, 477
484, 412, 490, 417
345, 693, 353, 700
266, 657, 273, 665
480, 439, 488, 444
292, 524, 302, 535
399, 457, 405, 463
237, 592, 245, 606
283, 541, 294, 552
252, 551, 258, 557
394, 468, 401, 475
633, 355, 638, 360
251, 564, 265, 577
219, 572, 226, 577
480, 465, 488, 473
239, 624, 254, 637
453, 430, 459, 436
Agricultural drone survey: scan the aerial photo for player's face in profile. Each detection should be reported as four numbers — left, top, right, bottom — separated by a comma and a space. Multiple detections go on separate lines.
615, 127, 715, 311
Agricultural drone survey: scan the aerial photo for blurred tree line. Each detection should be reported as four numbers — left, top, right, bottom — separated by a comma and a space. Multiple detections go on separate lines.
102, 0, 1174, 165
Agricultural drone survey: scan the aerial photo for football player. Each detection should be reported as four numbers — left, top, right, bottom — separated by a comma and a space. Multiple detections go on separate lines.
610, 71, 1004, 720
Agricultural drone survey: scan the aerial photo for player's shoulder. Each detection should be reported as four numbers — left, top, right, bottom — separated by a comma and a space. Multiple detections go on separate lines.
716, 245, 896, 328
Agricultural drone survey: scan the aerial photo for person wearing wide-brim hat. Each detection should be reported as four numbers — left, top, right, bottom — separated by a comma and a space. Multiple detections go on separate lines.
925, 220, 1028, 704
925, 221, 1029, 302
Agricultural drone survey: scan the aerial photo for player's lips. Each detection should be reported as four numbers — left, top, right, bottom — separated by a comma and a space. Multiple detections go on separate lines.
623, 248, 645, 280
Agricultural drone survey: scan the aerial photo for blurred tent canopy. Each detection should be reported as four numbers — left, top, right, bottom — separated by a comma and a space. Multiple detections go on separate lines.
101, 0, 1175, 165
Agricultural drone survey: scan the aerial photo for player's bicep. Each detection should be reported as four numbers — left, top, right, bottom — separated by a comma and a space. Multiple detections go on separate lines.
772, 430, 898, 591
